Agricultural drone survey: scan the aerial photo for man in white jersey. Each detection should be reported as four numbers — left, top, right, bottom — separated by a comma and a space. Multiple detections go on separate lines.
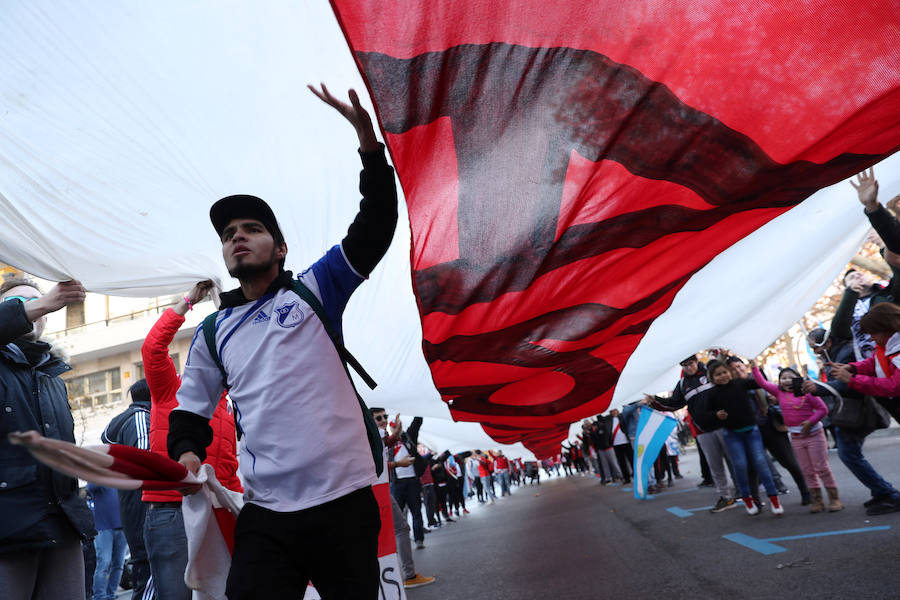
167, 84, 397, 599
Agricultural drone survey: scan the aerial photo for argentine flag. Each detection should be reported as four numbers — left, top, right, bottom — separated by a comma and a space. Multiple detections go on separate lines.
633, 408, 679, 499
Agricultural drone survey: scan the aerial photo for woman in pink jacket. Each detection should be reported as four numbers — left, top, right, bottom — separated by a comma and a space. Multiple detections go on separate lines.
831, 303, 900, 400
751, 360, 841, 513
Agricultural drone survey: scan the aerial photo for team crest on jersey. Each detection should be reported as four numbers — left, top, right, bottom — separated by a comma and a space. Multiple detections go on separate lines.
274, 301, 304, 328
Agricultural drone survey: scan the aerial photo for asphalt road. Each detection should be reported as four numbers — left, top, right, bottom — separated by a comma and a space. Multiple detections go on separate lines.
406, 430, 900, 600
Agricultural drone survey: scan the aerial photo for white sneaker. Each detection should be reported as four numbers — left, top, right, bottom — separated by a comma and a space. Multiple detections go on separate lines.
770, 495, 784, 516
743, 497, 759, 516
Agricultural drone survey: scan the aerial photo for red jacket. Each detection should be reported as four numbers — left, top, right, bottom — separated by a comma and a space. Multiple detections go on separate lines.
141, 308, 242, 503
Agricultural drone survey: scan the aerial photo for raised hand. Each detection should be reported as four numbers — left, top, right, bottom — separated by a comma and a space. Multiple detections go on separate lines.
850, 168, 879, 211
308, 84, 378, 152
26, 280, 85, 322
187, 280, 215, 305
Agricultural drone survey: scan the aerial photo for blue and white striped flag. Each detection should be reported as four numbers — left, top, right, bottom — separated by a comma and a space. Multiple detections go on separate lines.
633, 407, 679, 499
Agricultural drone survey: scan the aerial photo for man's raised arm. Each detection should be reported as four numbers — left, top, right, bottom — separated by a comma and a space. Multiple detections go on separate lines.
309, 84, 398, 278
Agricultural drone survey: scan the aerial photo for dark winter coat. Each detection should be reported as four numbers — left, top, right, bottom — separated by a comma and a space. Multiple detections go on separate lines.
0, 300, 95, 552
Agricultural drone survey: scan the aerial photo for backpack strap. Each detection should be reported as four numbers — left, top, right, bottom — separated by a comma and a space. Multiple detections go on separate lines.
201, 312, 229, 390
201, 312, 244, 440
291, 279, 383, 477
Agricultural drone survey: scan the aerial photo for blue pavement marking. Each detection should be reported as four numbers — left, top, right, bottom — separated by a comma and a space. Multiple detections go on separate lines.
623, 486, 699, 499
666, 504, 714, 517
723, 526, 891, 555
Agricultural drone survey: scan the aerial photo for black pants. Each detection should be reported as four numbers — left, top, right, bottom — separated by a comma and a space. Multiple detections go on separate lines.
226, 487, 380, 600
118, 489, 151, 600
760, 425, 810, 496
697, 440, 713, 483
613, 443, 633, 482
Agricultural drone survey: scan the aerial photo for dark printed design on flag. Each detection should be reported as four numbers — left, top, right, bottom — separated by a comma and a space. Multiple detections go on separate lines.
330, 9, 897, 456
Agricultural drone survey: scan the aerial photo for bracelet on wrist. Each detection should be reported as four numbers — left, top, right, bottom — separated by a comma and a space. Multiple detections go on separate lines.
183, 295, 194, 311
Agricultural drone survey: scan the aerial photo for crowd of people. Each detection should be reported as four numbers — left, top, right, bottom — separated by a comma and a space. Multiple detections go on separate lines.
0, 69, 896, 600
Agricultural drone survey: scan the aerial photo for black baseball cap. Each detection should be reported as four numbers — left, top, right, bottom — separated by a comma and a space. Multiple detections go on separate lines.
210, 195, 284, 245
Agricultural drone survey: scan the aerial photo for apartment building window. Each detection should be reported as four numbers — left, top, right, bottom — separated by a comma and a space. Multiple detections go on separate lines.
66, 368, 121, 410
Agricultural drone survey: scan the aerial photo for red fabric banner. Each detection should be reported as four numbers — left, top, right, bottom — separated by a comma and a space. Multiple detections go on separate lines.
330, 0, 900, 456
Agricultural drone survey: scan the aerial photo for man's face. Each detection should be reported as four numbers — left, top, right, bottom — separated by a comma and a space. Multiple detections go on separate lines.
221, 218, 286, 280
681, 359, 699, 375
609, 409, 619, 417
2, 285, 44, 340
371, 410, 388, 431
728, 361, 749, 379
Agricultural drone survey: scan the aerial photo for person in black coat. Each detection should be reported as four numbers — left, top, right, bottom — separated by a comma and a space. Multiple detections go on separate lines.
0, 278, 95, 599
102, 381, 154, 600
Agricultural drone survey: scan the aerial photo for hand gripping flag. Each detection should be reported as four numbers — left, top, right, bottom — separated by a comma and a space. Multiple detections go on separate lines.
632, 408, 678, 500
9, 431, 242, 600
8, 430, 203, 492
330, 0, 900, 456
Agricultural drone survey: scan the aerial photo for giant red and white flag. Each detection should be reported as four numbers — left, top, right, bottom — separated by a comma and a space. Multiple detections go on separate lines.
330, 0, 900, 455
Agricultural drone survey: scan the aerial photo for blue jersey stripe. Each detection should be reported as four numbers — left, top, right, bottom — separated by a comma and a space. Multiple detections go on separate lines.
218, 294, 274, 359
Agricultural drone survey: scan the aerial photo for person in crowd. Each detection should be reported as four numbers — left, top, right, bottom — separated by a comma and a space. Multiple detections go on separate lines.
727, 356, 811, 505
101, 381, 154, 599
608, 408, 633, 484
832, 302, 900, 420
87, 484, 127, 600
429, 451, 455, 523
663, 429, 682, 485
419, 449, 439, 528
590, 417, 622, 484
750, 360, 839, 512
389, 415, 427, 547
832, 169, 900, 361
370, 408, 435, 589
645, 355, 737, 509
810, 303, 900, 515
446, 453, 468, 516
0, 279, 95, 599
467, 455, 485, 503
475, 451, 497, 504
704, 360, 783, 516
141, 280, 243, 600
167, 84, 397, 598
492, 450, 512, 496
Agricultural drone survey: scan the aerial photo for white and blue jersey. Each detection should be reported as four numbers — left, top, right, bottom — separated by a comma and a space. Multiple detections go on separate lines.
176, 244, 377, 512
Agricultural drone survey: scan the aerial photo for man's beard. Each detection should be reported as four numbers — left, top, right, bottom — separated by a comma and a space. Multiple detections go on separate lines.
228, 248, 279, 280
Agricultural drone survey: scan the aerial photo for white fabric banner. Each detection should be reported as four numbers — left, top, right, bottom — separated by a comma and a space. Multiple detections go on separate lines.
0, 2, 896, 455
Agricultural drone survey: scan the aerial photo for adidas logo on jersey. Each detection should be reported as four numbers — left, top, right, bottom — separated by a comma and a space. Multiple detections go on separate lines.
252, 310, 271, 325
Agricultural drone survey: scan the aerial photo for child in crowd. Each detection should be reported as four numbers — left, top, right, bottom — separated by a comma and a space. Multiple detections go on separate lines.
705, 360, 784, 516
751, 360, 841, 513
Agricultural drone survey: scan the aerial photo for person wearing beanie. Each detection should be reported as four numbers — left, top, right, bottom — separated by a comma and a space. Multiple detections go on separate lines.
0, 278, 95, 599
168, 83, 398, 599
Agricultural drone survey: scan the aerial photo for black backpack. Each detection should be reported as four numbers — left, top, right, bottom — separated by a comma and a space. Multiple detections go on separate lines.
201, 279, 384, 477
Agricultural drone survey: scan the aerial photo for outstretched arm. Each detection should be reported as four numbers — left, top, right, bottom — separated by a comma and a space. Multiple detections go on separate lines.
308, 84, 379, 152
309, 84, 398, 279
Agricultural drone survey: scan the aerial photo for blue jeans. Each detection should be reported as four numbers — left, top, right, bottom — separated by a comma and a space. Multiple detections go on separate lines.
480, 475, 496, 500
144, 505, 191, 600
722, 427, 777, 498
92, 528, 127, 600
496, 471, 511, 496
835, 427, 900, 500
392, 477, 425, 543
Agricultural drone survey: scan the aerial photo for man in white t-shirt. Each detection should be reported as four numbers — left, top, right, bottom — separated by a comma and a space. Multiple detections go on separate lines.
167, 85, 397, 599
